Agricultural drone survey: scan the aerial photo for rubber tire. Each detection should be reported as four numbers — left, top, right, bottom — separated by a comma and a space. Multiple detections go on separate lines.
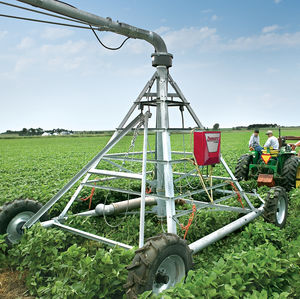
263, 187, 288, 228
281, 155, 300, 191
125, 233, 193, 298
235, 154, 252, 181
0, 199, 47, 245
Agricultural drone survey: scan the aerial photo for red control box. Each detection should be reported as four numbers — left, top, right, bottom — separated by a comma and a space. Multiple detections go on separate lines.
194, 131, 221, 166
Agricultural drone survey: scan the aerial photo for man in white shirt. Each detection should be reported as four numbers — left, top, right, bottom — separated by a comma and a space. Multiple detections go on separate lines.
264, 130, 279, 150
249, 129, 263, 152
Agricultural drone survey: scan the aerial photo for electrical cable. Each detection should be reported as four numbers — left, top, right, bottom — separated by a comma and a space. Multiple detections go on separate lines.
0, 1, 87, 24
0, 13, 99, 30
89, 25, 130, 51
0, 2, 131, 51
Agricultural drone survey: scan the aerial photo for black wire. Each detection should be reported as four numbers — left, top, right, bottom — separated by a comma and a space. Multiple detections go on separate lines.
89, 25, 130, 51
0, 1, 87, 25
0, 1, 130, 51
0, 13, 99, 30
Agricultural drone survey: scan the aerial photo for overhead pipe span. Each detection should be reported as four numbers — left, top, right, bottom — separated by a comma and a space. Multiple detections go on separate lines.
17, 0, 171, 64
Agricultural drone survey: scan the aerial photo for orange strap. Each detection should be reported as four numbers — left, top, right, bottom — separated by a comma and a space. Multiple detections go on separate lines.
180, 204, 197, 240
80, 187, 95, 210
229, 181, 244, 208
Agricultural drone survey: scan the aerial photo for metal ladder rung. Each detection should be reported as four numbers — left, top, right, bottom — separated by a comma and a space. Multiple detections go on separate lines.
88, 168, 142, 180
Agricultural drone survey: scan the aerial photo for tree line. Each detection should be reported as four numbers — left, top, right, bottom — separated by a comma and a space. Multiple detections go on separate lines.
1, 128, 73, 136
233, 124, 278, 130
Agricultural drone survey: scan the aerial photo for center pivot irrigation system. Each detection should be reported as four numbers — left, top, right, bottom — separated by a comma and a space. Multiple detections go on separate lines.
0, 1, 289, 297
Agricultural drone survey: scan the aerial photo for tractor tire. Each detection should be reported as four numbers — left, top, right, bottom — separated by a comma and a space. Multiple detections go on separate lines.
234, 154, 252, 181
281, 156, 300, 191
125, 233, 193, 298
263, 187, 288, 228
0, 199, 47, 245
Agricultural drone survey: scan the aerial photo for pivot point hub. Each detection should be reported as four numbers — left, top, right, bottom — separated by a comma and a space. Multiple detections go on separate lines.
151, 53, 173, 68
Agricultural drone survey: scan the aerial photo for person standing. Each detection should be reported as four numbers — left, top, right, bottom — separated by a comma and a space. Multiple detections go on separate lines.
264, 130, 279, 150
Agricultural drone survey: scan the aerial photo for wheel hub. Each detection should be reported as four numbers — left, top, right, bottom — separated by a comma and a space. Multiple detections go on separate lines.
6, 211, 34, 244
155, 271, 169, 284
276, 197, 286, 225
152, 255, 185, 294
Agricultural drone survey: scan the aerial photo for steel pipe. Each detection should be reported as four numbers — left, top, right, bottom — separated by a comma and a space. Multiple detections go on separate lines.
189, 206, 264, 254
17, 0, 168, 54
95, 197, 156, 216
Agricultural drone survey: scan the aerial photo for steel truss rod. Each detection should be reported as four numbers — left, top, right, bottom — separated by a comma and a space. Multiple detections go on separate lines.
173, 182, 228, 200
104, 151, 153, 157
168, 74, 204, 129
101, 158, 133, 173
215, 189, 265, 203
139, 112, 150, 247
103, 156, 194, 165
116, 73, 157, 130
178, 199, 252, 215
173, 169, 198, 183
108, 73, 156, 143
115, 128, 194, 133
138, 100, 187, 107
173, 171, 236, 182
53, 221, 133, 250
220, 156, 255, 210
83, 183, 141, 197
143, 92, 179, 98
171, 151, 193, 155
25, 112, 150, 228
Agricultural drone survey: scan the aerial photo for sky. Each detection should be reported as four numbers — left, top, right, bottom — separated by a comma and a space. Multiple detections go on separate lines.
0, 0, 300, 132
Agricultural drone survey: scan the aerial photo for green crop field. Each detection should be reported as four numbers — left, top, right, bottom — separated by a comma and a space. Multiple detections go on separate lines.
0, 129, 300, 298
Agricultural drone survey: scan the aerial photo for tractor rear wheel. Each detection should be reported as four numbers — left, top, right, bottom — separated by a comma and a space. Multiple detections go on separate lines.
125, 233, 193, 298
281, 156, 300, 191
0, 199, 47, 245
263, 187, 288, 228
235, 154, 252, 181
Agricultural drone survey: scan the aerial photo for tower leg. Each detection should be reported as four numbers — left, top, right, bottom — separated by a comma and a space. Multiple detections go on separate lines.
156, 66, 176, 234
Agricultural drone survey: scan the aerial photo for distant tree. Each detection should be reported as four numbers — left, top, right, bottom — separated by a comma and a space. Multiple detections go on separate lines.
20, 128, 28, 136
247, 123, 278, 130
37, 128, 44, 135
213, 123, 220, 130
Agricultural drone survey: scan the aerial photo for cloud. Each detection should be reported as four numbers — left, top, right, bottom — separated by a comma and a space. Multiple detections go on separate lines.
17, 37, 35, 49
155, 26, 171, 35
161, 27, 219, 52
262, 25, 280, 33
41, 40, 87, 55
14, 57, 34, 73
266, 67, 280, 74
211, 15, 218, 21
224, 31, 300, 51
47, 55, 86, 71
274, 0, 282, 3
147, 26, 300, 54
0, 31, 8, 40
41, 27, 74, 40
201, 9, 213, 13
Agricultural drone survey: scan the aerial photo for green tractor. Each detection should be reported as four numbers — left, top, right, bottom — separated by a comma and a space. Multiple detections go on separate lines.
235, 136, 300, 191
